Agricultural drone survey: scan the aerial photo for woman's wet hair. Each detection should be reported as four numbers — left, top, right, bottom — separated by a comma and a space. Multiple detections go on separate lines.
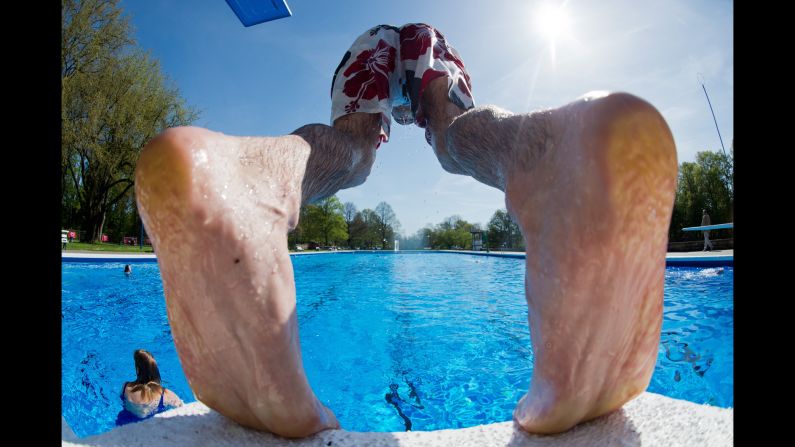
128, 349, 162, 401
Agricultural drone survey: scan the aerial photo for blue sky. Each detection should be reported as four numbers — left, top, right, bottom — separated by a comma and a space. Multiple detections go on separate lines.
120, 0, 733, 235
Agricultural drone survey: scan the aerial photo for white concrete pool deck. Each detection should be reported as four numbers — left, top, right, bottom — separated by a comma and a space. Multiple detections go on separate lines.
62, 392, 732, 446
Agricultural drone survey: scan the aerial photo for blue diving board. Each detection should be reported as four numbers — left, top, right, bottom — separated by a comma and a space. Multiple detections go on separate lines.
682, 223, 734, 231
225, 0, 292, 27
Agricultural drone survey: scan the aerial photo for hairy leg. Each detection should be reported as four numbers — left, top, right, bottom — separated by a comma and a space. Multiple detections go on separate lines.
298, 112, 382, 203
134, 113, 380, 437
420, 77, 469, 176
425, 88, 677, 433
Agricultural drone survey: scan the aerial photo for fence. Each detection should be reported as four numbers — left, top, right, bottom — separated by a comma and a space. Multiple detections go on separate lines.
62, 229, 151, 246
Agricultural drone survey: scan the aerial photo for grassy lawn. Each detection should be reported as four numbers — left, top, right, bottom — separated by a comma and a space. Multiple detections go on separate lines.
63, 242, 154, 253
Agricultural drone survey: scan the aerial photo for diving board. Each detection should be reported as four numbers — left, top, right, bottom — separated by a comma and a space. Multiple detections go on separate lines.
682, 223, 734, 231
225, 0, 292, 27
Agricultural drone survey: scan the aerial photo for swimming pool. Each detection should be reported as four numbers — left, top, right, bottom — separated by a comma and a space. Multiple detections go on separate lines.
62, 252, 733, 437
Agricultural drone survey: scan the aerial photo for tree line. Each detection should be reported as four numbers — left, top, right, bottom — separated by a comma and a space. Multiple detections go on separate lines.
61, 0, 198, 242
286, 196, 526, 252
398, 209, 524, 251
288, 198, 402, 249
669, 145, 733, 241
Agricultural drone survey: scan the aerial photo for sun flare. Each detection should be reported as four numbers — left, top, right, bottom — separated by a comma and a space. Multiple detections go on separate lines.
534, 2, 573, 41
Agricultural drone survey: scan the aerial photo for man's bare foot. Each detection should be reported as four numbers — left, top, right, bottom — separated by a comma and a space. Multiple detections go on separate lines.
135, 127, 340, 437
447, 92, 678, 433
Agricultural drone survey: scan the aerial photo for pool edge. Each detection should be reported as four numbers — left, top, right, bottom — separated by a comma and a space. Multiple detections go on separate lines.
63, 391, 733, 446
62, 249, 734, 267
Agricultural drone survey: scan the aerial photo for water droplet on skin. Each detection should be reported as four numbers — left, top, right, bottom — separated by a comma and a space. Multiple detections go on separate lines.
194, 150, 208, 166
221, 194, 227, 200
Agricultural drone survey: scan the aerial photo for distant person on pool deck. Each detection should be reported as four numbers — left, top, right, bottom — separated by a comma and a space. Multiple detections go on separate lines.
135, 23, 677, 437
701, 209, 714, 251
124, 264, 133, 275
116, 349, 183, 426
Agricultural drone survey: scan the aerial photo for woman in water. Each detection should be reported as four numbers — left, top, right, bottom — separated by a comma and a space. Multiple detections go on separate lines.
116, 349, 184, 426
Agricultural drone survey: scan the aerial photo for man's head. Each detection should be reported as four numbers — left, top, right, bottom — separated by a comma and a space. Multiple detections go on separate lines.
392, 104, 414, 125
702, 209, 707, 214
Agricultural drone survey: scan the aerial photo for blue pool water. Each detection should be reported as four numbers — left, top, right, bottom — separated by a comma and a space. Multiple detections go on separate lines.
62, 252, 733, 437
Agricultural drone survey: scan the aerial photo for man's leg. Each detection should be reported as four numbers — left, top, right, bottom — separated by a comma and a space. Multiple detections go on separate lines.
423, 78, 678, 433
134, 113, 380, 437
703, 231, 712, 251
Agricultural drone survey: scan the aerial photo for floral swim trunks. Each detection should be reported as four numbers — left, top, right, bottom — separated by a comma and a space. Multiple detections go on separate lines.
330, 23, 475, 145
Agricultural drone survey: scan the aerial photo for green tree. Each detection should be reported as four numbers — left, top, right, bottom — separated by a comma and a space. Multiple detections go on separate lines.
669, 148, 733, 241
104, 192, 138, 243
347, 212, 369, 249
287, 206, 308, 248
62, 0, 199, 241
374, 202, 401, 249
302, 196, 348, 246
420, 226, 433, 248
62, 0, 131, 232
422, 216, 475, 249
359, 209, 380, 248
486, 209, 523, 250
343, 202, 357, 248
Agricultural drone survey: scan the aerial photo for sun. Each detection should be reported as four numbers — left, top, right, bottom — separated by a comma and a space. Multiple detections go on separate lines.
534, 2, 573, 42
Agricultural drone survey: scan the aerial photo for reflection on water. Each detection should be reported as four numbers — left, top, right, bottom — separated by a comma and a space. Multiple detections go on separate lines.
648, 267, 733, 408
62, 256, 733, 437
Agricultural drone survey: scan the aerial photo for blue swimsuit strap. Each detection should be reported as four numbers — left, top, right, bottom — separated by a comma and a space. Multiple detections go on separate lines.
157, 387, 166, 410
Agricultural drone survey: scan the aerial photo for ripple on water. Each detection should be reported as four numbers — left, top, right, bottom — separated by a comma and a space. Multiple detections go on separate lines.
62, 257, 733, 436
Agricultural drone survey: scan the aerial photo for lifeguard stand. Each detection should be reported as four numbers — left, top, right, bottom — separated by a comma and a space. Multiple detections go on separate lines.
470, 230, 483, 251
